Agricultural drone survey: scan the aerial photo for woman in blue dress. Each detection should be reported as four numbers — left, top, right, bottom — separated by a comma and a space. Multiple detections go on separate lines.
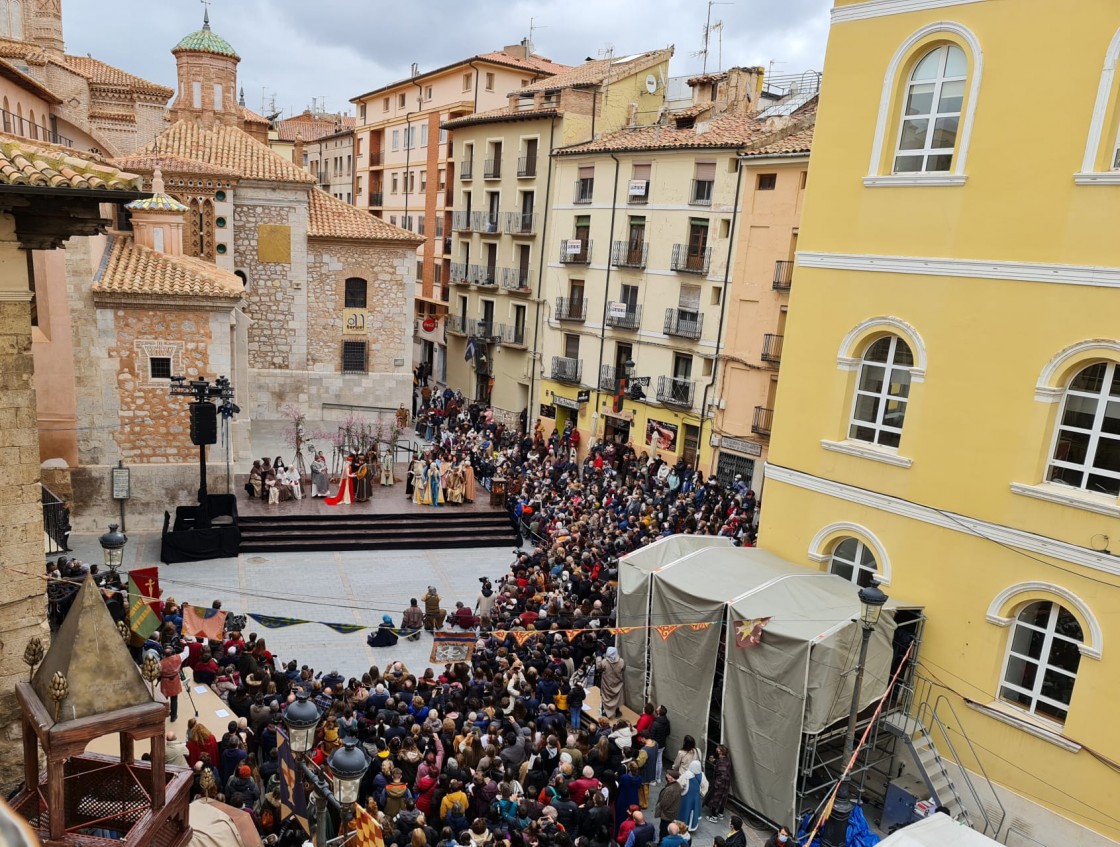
678, 759, 704, 832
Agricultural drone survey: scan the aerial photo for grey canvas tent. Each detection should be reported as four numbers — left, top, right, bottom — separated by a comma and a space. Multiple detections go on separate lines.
618, 539, 906, 827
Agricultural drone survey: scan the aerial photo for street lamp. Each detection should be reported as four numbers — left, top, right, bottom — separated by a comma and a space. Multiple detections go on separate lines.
328, 738, 371, 808
283, 691, 321, 754
98, 523, 127, 575
823, 580, 889, 847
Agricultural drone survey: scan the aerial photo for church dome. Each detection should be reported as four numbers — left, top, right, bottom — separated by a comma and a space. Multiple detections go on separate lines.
172, 13, 240, 60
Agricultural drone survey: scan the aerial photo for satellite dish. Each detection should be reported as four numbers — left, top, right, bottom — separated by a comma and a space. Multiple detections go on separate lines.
645, 73, 658, 94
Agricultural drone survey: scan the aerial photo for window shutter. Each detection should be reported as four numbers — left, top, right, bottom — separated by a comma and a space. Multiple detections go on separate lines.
695, 162, 716, 180
678, 284, 701, 310
578, 165, 594, 179
631, 163, 651, 181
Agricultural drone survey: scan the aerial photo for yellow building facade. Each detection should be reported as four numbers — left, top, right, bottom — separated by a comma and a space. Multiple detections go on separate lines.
764, 0, 1120, 842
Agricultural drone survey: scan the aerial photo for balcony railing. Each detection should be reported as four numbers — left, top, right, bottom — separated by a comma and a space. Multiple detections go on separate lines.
500, 323, 527, 346
469, 264, 497, 287
517, 156, 537, 178
369, 150, 384, 167
773, 260, 794, 291
484, 158, 502, 179
690, 178, 714, 206
599, 365, 618, 392
452, 211, 472, 232
752, 406, 774, 436
471, 211, 501, 234
555, 297, 588, 323
559, 239, 592, 264
7, 115, 73, 148
671, 244, 712, 274
627, 181, 649, 205
447, 314, 467, 335
574, 179, 594, 204
664, 308, 703, 340
500, 266, 534, 293
611, 240, 648, 269
657, 376, 696, 408
42, 484, 70, 555
459, 160, 473, 181
371, 192, 384, 206
552, 356, 583, 384
606, 304, 641, 331
505, 211, 538, 235
467, 318, 495, 338
762, 333, 784, 364
449, 262, 470, 285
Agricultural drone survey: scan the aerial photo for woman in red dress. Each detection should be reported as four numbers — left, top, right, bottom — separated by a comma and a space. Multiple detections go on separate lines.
325, 456, 356, 506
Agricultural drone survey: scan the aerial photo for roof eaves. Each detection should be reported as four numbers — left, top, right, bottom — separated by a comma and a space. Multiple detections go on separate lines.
352, 53, 567, 103
441, 108, 559, 130
0, 57, 61, 103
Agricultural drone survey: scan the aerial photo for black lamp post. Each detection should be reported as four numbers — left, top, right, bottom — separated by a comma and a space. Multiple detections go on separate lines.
283, 691, 321, 754
98, 523, 127, 576
823, 580, 889, 847
328, 738, 371, 809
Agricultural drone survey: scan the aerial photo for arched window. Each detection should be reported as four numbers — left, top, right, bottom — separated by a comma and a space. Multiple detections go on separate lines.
234, 270, 248, 289
894, 44, 967, 174
1047, 362, 1120, 496
849, 336, 913, 448
10, 0, 22, 40
829, 537, 878, 587
0, 1, 10, 38
27, 108, 35, 139
1000, 601, 1083, 722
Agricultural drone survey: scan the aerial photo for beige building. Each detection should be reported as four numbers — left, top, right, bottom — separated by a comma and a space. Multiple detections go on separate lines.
538, 69, 815, 476
271, 109, 357, 203
440, 48, 674, 422
351, 44, 569, 382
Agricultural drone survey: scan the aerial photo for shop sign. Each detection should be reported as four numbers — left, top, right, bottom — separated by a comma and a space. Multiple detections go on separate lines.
646, 417, 679, 452
540, 404, 556, 419
343, 308, 367, 335
422, 317, 437, 333
720, 436, 762, 457
553, 396, 581, 410
576, 389, 591, 403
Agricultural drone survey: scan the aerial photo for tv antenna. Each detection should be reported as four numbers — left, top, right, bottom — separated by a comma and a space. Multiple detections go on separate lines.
694, 0, 733, 74
528, 16, 547, 50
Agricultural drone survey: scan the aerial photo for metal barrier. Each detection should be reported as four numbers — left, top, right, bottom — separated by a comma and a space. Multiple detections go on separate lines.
42, 484, 70, 555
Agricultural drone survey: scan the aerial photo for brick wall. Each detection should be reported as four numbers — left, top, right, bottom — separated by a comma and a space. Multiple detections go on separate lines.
0, 298, 50, 793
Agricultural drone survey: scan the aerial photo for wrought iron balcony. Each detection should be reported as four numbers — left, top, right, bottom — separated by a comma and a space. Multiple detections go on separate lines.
606, 304, 641, 331
517, 156, 537, 178
671, 244, 711, 274
690, 178, 714, 206
467, 318, 495, 338
484, 158, 502, 179
471, 211, 501, 234
773, 260, 794, 291
369, 150, 384, 167
500, 323, 527, 346
555, 297, 588, 322
500, 266, 534, 293
370, 192, 384, 206
752, 406, 774, 436
762, 333, 784, 364
505, 211, 538, 235
657, 376, 695, 408
449, 261, 470, 285
599, 364, 618, 392
447, 314, 467, 335
469, 264, 497, 287
452, 211, 472, 232
552, 356, 583, 384
611, 240, 647, 268
459, 159, 473, 181
663, 308, 703, 340
559, 239, 592, 264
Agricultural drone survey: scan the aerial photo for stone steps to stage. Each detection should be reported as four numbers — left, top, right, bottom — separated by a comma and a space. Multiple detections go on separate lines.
238, 509, 519, 553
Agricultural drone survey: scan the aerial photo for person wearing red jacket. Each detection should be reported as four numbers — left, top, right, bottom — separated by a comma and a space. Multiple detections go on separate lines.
414, 734, 444, 815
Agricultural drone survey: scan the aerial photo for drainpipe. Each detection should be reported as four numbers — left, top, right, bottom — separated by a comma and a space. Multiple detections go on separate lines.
593, 153, 622, 435
467, 60, 482, 112
528, 115, 557, 429
698, 150, 746, 473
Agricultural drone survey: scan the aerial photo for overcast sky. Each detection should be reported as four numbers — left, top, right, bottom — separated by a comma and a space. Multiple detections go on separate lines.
64, 0, 831, 118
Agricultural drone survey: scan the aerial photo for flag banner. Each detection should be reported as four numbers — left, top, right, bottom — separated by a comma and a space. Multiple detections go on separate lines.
492, 630, 508, 641
182, 605, 227, 640
688, 622, 713, 631
734, 617, 771, 648
321, 622, 367, 634
249, 613, 310, 629
128, 575, 161, 639
512, 629, 536, 646
277, 728, 309, 833
129, 566, 162, 616
348, 802, 385, 847
609, 627, 637, 636
655, 624, 682, 641
430, 631, 476, 663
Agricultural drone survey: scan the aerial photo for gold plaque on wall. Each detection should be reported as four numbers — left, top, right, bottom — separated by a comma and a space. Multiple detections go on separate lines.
257, 224, 292, 263
343, 309, 367, 335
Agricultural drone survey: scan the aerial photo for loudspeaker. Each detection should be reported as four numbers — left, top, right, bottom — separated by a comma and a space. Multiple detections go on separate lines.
189, 402, 218, 446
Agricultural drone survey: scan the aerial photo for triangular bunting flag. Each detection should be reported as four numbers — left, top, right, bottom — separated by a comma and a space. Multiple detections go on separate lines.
321, 622, 367, 634
492, 630, 508, 641
688, 622, 712, 631
609, 626, 637, 636
512, 629, 536, 646
249, 613, 310, 629
655, 624, 681, 641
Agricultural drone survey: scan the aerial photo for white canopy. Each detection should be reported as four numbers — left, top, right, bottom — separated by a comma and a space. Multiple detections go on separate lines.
878, 815, 1000, 846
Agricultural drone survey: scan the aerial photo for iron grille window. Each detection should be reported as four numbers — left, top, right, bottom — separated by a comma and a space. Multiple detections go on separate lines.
344, 278, 368, 308
149, 357, 172, 380
342, 340, 368, 374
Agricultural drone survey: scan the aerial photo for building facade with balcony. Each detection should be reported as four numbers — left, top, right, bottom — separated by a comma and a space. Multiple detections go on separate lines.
538, 66, 814, 472
350, 44, 569, 385
440, 48, 672, 419
761, 1, 1120, 842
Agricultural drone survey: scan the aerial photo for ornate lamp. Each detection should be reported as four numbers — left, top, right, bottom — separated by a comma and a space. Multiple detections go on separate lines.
99, 523, 128, 574
858, 581, 889, 629
283, 691, 321, 754
328, 738, 370, 807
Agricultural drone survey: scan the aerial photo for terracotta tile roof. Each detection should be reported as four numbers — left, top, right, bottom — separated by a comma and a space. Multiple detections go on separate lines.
64, 55, 174, 99
0, 36, 44, 62
309, 188, 423, 243
0, 57, 60, 103
93, 237, 243, 301
275, 112, 355, 142
515, 48, 672, 94
240, 105, 271, 126
353, 52, 570, 102
442, 105, 560, 130
139, 120, 314, 184
670, 103, 712, 120
109, 152, 242, 179
745, 124, 815, 156
0, 133, 140, 190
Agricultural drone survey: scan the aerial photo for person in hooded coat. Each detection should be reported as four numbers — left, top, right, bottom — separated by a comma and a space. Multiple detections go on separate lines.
369, 615, 400, 648
596, 646, 626, 717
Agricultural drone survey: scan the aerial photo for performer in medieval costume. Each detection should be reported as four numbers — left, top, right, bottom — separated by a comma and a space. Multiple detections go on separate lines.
406, 452, 423, 499
429, 458, 445, 506
283, 464, 302, 500
445, 463, 466, 504
380, 445, 395, 486
310, 451, 329, 498
325, 456, 357, 506
248, 460, 263, 498
354, 455, 371, 503
414, 460, 432, 506
462, 457, 477, 503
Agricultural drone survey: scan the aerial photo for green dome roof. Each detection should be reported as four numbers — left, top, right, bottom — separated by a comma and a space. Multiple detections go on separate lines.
173, 15, 240, 59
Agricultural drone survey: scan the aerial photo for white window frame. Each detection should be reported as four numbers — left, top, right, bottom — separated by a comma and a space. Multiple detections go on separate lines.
828, 537, 879, 587
892, 44, 967, 175
391, 129, 400, 151
849, 335, 913, 448
999, 601, 1083, 723
1046, 361, 1120, 496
